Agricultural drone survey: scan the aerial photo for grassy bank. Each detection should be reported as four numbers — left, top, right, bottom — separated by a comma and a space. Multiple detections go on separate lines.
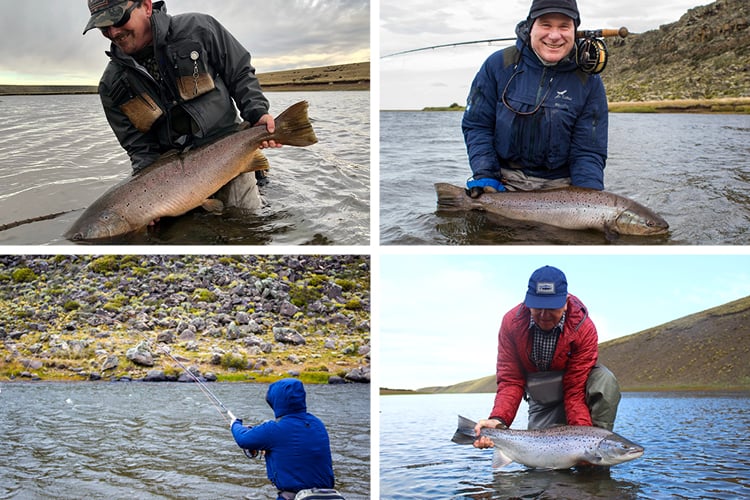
608, 97, 750, 113
0, 62, 369, 96
415, 97, 750, 114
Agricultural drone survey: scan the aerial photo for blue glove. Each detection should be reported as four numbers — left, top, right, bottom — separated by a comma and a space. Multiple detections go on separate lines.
466, 176, 506, 198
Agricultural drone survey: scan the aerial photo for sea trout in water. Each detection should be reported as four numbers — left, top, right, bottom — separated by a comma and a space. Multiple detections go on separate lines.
452, 415, 644, 469
435, 183, 669, 238
65, 101, 317, 241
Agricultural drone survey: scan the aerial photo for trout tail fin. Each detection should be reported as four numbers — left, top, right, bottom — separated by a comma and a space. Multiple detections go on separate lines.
451, 415, 479, 445
273, 101, 318, 147
435, 183, 471, 210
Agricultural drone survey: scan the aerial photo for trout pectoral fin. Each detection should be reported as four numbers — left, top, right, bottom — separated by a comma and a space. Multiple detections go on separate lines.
202, 198, 224, 213
492, 449, 513, 468
244, 150, 270, 173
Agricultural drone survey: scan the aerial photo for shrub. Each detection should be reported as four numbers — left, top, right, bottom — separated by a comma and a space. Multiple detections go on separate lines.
63, 300, 81, 311
89, 256, 119, 273
193, 288, 217, 302
344, 298, 362, 310
221, 353, 247, 370
11, 268, 37, 283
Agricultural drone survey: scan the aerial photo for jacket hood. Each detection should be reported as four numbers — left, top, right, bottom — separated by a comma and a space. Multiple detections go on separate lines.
266, 378, 307, 418
514, 19, 578, 72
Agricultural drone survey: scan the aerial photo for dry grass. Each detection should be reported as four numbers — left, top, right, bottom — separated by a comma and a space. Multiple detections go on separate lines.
608, 97, 750, 114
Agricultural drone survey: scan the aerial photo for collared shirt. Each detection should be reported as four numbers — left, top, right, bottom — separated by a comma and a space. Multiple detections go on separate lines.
529, 313, 566, 371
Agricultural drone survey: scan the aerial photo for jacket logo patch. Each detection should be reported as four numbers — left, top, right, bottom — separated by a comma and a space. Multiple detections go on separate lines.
536, 282, 555, 294
555, 90, 572, 101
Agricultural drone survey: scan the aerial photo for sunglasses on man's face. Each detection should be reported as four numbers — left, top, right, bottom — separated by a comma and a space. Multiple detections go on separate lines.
100, 1, 139, 33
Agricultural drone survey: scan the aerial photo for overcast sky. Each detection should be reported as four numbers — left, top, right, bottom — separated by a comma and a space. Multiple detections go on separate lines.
0, 0, 370, 85
380, 0, 709, 109
378, 252, 750, 390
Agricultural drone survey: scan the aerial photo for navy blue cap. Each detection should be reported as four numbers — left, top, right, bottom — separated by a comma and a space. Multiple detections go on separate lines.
524, 266, 568, 309
528, 0, 581, 27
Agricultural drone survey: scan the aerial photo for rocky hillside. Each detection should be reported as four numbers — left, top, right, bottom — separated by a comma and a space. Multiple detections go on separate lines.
0, 255, 370, 384
602, 0, 750, 101
393, 295, 750, 394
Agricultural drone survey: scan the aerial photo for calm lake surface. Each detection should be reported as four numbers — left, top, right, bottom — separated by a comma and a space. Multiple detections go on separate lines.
0, 91, 369, 245
380, 392, 750, 499
0, 382, 370, 499
380, 111, 750, 245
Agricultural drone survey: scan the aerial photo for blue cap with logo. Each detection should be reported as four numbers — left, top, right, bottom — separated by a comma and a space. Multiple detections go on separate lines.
524, 265, 568, 309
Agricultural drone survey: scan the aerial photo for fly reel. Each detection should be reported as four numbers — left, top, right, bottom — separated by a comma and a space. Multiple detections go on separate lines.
576, 36, 608, 74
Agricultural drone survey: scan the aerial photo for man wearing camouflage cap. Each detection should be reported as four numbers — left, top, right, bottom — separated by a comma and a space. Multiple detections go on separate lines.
83, 0, 276, 211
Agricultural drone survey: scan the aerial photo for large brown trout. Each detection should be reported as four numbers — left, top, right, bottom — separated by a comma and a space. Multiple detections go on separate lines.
65, 101, 317, 241
435, 183, 669, 237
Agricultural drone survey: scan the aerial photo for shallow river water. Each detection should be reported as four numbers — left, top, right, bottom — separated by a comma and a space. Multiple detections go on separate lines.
380, 111, 750, 245
0, 382, 370, 499
380, 392, 750, 499
0, 91, 369, 246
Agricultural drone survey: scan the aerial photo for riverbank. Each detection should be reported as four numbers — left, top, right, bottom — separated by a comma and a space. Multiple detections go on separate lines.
414, 96, 750, 113
0, 62, 369, 96
608, 97, 750, 113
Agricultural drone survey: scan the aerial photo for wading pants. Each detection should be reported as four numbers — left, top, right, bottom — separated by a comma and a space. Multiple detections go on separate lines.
214, 172, 263, 210
527, 364, 621, 431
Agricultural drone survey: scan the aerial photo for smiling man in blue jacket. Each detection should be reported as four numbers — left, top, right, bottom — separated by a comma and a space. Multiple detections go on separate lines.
463, 0, 608, 197
230, 379, 341, 500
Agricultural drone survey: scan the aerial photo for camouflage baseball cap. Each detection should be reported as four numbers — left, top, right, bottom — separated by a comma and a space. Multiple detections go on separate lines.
82, 0, 131, 34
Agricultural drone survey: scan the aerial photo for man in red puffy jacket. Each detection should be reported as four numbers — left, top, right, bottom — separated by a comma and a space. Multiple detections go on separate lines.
474, 265, 621, 447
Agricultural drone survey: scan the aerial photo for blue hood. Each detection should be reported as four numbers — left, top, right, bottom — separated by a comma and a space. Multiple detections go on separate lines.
266, 378, 307, 418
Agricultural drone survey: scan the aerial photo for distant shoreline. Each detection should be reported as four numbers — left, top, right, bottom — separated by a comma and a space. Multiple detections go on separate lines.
381, 96, 750, 113
0, 61, 369, 96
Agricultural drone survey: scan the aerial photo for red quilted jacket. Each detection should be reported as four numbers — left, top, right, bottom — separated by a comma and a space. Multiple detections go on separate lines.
489, 294, 598, 426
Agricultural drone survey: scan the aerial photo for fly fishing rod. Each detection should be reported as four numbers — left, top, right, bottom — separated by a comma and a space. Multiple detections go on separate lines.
144, 336, 232, 421
139, 334, 260, 460
381, 26, 629, 59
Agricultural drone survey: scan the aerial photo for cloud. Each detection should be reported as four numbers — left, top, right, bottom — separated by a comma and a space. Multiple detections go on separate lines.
0, 0, 369, 85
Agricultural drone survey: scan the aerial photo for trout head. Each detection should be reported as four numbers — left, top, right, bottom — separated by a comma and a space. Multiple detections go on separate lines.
64, 209, 133, 242
611, 207, 670, 236
591, 433, 645, 466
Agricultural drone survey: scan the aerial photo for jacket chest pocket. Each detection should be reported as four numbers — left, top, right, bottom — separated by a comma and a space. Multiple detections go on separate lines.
171, 43, 216, 102
112, 76, 164, 133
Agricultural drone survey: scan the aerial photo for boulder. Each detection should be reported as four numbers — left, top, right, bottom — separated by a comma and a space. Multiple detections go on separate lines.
101, 355, 119, 372
126, 341, 154, 367
279, 301, 300, 317
273, 327, 306, 345
143, 370, 167, 382
156, 331, 174, 343
345, 366, 370, 383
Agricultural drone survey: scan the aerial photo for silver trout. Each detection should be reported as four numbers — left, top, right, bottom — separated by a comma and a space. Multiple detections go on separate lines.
452, 415, 644, 469
65, 101, 317, 241
435, 183, 669, 237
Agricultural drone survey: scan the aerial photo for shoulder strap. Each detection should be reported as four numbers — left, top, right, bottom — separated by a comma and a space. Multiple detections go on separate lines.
502, 45, 521, 69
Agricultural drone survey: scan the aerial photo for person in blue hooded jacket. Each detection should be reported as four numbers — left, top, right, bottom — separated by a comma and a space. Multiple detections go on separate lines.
463, 0, 608, 197
229, 379, 339, 500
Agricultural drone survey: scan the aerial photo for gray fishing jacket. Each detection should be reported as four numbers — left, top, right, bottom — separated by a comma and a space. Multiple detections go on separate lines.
98, 1, 269, 171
